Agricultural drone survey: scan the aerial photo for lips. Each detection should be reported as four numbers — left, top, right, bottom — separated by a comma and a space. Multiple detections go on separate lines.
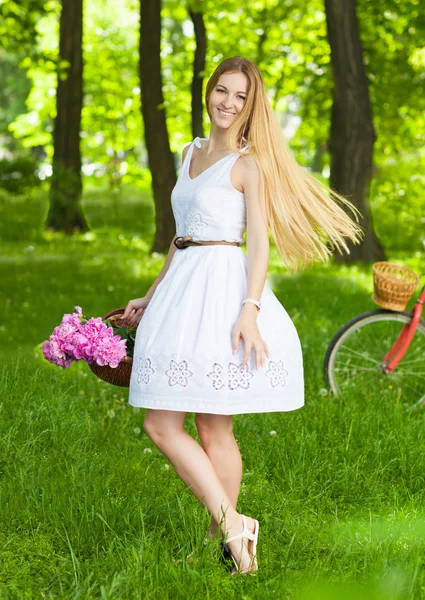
217, 108, 235, 117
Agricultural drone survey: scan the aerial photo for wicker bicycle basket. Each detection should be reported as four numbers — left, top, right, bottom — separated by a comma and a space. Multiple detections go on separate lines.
371, 262, 420, 311
88, 308, 137, 387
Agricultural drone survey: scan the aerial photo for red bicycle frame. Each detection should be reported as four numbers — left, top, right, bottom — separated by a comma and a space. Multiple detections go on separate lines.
383, 283, 425, 374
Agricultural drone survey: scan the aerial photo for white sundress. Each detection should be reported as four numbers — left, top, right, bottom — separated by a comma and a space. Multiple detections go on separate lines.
128, 136, 304, 415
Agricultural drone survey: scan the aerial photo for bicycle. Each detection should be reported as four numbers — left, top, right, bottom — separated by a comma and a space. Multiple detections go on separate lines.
324, 262, 425, 410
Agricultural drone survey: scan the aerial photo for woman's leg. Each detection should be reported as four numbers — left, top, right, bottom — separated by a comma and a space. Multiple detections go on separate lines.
143, 408, 254, 571
194, 413, 242, 537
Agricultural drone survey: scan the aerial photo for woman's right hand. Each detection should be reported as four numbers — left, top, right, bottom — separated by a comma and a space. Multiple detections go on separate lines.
119, 296, 150, 328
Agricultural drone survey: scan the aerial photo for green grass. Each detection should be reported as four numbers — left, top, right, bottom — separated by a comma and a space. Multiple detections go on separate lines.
1, 186, 425, 599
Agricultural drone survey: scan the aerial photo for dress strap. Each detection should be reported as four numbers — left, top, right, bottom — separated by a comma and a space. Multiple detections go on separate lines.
181, 138, 198, 174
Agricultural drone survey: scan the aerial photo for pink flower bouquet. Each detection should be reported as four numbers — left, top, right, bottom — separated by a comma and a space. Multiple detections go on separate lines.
42, 306, 134, 370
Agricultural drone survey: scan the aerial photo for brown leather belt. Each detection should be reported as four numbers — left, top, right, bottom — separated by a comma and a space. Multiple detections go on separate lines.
174, 235, 240, 250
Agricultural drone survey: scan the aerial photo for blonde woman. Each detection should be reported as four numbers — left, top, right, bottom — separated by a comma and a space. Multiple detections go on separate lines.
121, 56, 363, 574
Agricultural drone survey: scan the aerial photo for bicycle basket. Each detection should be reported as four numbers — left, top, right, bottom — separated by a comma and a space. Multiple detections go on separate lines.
372, 261, 420, 311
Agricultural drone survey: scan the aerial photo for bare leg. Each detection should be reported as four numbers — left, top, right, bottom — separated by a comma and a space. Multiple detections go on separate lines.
143, 409, 254, 571
195, 413, 242, 537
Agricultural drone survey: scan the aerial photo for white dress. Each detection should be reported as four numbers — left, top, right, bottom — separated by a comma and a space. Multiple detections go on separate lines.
128, 137, 304, 415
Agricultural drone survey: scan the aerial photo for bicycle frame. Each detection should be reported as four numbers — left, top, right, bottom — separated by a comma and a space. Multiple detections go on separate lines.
383, 283, 425, 374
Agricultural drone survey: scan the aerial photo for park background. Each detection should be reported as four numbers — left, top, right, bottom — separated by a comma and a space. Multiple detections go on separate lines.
0, 0, 425, 598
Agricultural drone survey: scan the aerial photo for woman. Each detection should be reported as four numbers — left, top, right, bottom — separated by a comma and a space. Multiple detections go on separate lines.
120, 56, 363, 574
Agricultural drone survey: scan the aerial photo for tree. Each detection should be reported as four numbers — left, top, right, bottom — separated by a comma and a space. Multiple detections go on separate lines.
45, 0, 89, 233
188, 0, 206, 139
140, 0, 176, 251
325, 0, 384, 262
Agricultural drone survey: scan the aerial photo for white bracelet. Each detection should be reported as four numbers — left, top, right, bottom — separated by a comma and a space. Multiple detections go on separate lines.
242, 298, 261, 311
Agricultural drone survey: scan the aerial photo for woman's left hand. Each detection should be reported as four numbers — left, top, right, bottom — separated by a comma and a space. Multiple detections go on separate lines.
232, 310, 269, 371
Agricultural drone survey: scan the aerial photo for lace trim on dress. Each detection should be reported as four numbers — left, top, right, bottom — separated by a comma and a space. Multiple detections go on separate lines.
135, 356, 289, 390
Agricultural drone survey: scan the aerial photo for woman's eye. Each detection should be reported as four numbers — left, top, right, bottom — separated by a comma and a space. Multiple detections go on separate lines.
216, 88, 245, 100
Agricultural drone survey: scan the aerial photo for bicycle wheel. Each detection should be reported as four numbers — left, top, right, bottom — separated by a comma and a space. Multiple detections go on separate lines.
324, 309, 425, 407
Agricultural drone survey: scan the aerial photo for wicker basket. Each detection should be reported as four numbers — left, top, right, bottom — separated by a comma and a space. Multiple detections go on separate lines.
371, 262, 420, 311
88, 308, 137, 387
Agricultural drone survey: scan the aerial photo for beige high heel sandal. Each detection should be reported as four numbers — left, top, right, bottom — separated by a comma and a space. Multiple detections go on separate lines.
225, 514, 259, 574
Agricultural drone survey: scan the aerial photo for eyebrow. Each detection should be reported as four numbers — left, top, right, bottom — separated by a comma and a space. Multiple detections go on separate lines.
216, 84, 246, 94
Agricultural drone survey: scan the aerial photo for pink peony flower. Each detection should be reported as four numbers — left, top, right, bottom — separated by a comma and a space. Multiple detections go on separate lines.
42, 339, 75, 368
61, 305, 83, 327
42, 306, 128, 371
92, 335, 127, 368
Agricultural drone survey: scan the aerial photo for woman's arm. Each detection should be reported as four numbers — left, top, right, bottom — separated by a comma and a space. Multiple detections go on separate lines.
239, 155, 270, 320
231, 155, 270, 369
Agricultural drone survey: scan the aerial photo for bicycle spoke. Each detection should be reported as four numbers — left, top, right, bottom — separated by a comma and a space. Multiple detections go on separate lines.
334, 365, 380, 373
390, 370, 425, 379
398, 357, 425, 365
335, 346, 382, 364
326, 311, 425, 406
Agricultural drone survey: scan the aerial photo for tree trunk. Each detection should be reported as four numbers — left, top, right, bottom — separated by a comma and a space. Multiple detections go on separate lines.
325, 0, 385, 262
189, 1, 206, 139
46, 0, 88, 233
140, 0, 176, 252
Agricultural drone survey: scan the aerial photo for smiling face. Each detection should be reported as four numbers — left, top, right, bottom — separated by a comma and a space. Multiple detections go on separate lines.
207, 70, 248, 130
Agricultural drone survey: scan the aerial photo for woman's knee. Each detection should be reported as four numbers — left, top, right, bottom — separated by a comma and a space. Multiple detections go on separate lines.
143, 410, 186, 446
195, 413, 234, 448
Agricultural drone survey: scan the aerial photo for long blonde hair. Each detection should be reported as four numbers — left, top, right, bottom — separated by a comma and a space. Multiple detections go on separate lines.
205, 57, 364, 272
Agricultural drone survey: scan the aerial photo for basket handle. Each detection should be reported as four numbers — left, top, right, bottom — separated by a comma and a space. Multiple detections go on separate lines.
102, 307, 126, 320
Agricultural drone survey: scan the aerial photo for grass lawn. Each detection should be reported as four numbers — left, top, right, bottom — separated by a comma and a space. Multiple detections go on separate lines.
1, 186, 424, 599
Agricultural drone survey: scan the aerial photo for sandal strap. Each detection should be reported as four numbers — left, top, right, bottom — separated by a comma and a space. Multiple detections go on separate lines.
225, 515, 255, 543
226, 529, 255, 543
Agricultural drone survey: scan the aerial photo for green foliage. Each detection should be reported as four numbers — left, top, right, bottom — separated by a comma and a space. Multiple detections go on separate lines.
371, 151, 425, 254
7, 8, 59, 154
0, 49, 31, 135
0, 0, 55, 52
357, 0, 425, 160
0, 155, 41, 194
82, 2, 144, 188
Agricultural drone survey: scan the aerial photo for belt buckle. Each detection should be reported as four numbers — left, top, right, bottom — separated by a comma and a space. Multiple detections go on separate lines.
174, 235, 193, 250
